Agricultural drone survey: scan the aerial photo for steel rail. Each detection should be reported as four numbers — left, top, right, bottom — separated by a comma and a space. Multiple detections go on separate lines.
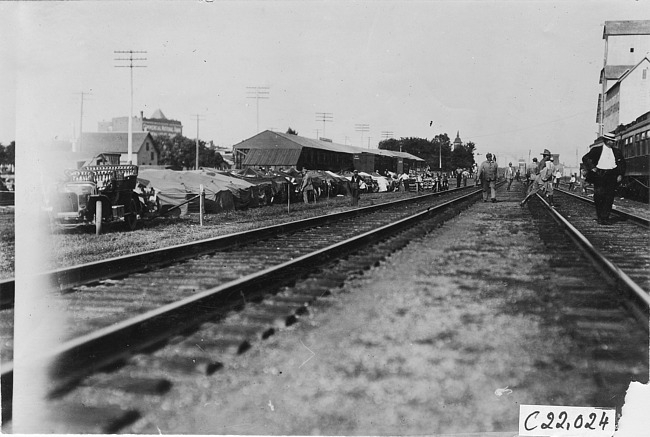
556, 188, 649, 228
9, 187, 480, 300
3, 189, 480, 401
0, 187, 484, 307
533, 192, 650, 327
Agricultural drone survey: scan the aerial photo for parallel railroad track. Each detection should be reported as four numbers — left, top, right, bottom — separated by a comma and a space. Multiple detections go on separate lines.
522, 190, 648, 413
2, 186, 480, 429
546, 189, 650, 315
5, 185, 647, 433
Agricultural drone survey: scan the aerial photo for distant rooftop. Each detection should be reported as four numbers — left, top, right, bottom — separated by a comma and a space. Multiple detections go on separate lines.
603, 20, 650, 37
150, 109, 167, 119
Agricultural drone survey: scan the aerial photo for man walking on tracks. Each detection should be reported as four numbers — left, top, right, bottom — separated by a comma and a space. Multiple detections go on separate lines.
478, 153, 498, 203
525, 157, 539, 192
521, 149, 554, 207
581, 134, 625, 225
505, 162, 516, 191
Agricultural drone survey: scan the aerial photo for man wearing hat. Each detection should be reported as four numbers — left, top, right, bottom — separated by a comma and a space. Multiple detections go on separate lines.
581, 134, 625, 225
478, 152, 498, 202
350, 169, 363, 206
521, 149, 554, 207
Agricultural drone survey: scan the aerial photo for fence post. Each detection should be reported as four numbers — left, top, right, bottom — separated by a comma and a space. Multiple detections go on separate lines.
287, 182, 291, 214
199, 184, 205, 226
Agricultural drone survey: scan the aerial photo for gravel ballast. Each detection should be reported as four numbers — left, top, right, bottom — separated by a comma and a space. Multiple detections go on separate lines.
128, 191, 615, 435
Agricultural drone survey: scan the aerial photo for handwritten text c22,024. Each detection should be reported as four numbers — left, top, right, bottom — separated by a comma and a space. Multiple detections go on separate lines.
518, 405, 616, 437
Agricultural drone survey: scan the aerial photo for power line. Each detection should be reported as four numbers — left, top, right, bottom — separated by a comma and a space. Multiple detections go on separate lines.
381, 131, 394, 140
355, 123, 369, 148
315, 112, 333, 138
115, 50, 147, 163
246, 86, 270, 133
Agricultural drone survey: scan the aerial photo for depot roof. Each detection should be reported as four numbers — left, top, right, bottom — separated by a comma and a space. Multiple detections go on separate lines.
233, 130, 424, 162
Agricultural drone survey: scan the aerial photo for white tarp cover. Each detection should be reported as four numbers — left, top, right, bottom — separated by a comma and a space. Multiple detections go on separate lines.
138, 169, 258, 215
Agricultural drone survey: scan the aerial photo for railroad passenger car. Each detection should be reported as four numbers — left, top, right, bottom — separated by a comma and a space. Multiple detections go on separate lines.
616, 111, 650, 201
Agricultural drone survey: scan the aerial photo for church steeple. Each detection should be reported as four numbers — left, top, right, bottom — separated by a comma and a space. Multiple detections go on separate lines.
453, 131, 462, 150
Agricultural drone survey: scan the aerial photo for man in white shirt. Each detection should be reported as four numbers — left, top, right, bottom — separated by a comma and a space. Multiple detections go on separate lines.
505, 162, 516, 191
581, 134, 626, 225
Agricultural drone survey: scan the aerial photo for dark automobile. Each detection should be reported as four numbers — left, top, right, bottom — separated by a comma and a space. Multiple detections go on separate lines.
52, 165, 142, 234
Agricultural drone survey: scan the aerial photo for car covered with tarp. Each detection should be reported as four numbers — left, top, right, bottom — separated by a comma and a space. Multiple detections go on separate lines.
302, 170, 351, 198
228, 167, 293, 205
137, 169, 258, 215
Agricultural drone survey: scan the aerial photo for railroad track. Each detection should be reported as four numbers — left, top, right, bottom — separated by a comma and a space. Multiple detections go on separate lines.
3, 186, 480, 431
6, 184, 647, 433
543, 189, 650, 315
521, 189, 648, 413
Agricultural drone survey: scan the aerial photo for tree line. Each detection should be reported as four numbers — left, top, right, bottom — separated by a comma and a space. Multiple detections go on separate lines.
378, 134, 476, 171
0, 141, 15, 169
153, 135, 225, 169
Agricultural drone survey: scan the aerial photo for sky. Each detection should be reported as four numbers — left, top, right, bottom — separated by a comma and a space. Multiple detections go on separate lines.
1, 0, 647, 168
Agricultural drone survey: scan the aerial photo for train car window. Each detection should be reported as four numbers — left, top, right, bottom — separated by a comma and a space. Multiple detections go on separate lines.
627, 137, 634, 157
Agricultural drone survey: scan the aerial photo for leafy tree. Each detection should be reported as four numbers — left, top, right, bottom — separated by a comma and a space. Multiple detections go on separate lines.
155, 135, 224, 169
450, 141, 476, 170
286, 127, 298, 135
379, 134, 455, 170
0, 141, 15, 170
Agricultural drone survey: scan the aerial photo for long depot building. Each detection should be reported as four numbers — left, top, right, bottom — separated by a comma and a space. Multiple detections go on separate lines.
232, 130, 425, 174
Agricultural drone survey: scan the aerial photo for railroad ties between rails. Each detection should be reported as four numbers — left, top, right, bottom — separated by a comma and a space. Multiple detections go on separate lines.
4, 182, 649, 433
3, 185, 479, 432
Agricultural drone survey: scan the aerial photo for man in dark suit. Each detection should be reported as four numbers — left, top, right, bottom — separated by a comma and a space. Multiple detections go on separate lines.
350, 169, 362, 206
581, 134, 626, 225
478, 153, 498, 202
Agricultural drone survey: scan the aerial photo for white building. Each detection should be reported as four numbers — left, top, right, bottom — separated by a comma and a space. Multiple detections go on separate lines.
603, 57, 650, 133
597, 20, 650, 134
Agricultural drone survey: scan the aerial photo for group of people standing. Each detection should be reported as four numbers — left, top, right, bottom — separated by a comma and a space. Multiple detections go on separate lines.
518, 135, 625, 226
299, 133, 626, 225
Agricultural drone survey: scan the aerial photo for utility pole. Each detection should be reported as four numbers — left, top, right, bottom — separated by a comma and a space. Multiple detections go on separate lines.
381, 131, 394, 140
115, 50, 147, 164
429, 122, 441, 170
192, 114, 205, 170
355, 124, 369, 148
246, 86, 270, 133
73, 91, 92, 152
315, 112, 333, 139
